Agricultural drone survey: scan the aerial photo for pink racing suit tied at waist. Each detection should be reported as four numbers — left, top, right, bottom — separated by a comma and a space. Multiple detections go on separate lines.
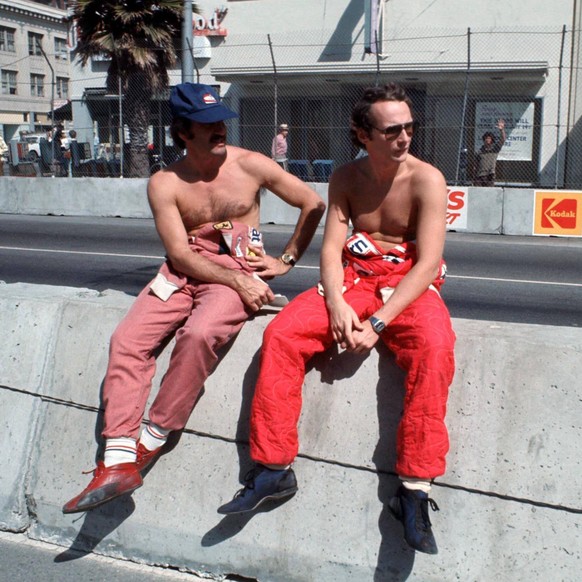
150, 221, 264, 301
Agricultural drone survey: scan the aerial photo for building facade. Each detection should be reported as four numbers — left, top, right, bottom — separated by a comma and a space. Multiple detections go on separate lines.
0, 0, 69, 142
5, 0, 582, 187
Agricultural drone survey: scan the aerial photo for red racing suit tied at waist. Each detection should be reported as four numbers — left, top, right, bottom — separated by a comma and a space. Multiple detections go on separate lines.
334, 231, 447, 294
150, 220, 264, 301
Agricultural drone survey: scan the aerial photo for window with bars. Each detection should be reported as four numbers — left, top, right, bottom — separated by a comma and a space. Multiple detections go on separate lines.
56, 76, 69, 99
30, 73, 45, 97
28, 32, 43, 56
0, 26, 16, 53
1, 70, 17, 95
54, 37, 68, 60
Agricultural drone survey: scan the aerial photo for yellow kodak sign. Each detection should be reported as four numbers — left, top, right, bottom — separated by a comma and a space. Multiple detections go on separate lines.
533, 191, 582, 236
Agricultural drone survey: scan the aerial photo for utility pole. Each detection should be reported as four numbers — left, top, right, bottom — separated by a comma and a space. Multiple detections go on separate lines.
36, 38, 55, 176
182, 0, 194, 82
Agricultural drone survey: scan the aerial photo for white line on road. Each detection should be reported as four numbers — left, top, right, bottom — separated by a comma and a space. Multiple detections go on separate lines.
446, 274, 582, 287
1, 246, 581, 287
0, 246, 164, 260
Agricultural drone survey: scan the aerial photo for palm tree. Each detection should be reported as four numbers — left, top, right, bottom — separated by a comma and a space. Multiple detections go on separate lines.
67, 0, 195, 177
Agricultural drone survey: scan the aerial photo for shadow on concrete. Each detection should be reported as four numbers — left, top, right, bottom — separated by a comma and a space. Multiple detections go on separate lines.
372, 345, 414, 581
54, 496, 137, 563
200, 333, 415, 579
200, 496, 296, 547
233, 346, 262, 484
55, 336, 187, 564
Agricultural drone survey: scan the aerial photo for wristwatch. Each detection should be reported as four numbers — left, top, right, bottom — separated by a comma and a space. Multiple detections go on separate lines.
369, 315, 386, 334
280, 253, 297, 267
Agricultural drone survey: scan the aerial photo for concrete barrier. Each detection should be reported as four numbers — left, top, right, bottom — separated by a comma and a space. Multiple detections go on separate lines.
0, 176, 572, 236
0, 177, 323, 225
1, 281, 580, 581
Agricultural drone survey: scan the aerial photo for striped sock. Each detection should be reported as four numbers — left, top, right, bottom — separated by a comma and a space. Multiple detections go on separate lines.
139, 423, 170, 452
104, 437, 137, 467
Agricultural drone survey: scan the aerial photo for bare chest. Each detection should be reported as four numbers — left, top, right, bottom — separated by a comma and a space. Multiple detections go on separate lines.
177, 181, 259, 233
350, 185, 417, 241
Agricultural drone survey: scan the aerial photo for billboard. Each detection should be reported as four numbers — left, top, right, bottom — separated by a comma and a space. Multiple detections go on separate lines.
533, 191, 582, 237
474, 102, 535, 162
447, 187, 468, 230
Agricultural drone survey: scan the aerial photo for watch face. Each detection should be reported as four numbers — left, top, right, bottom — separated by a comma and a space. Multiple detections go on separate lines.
370, 316, 385, 333
281, 253, 296, 266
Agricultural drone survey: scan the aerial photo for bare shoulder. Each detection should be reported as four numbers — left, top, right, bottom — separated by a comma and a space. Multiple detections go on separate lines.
407, 155, 447, 198
147, 163, 182, 204
228, 145, 270, 169
329, 158, 364, 190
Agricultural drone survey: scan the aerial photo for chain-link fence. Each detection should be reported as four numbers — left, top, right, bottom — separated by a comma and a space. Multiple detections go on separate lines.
4, 25, 581, 188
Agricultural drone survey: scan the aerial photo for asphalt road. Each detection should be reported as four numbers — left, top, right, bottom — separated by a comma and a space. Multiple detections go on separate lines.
0, 214, 581, 327
0, 531, 205, 582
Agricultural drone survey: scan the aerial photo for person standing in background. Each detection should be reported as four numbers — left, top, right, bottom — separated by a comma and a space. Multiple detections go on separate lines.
0, 134, 8, 175
474, 118, 506, 187
272, 123, 289, 171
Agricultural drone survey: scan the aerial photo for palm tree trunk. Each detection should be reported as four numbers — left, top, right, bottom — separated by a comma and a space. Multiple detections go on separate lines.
125, 72, 151, 178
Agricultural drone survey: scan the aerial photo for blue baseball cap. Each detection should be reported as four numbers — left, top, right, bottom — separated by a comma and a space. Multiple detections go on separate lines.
169, 83, 237, 124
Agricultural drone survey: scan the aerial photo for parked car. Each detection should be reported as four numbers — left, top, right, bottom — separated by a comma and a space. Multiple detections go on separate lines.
21, 134, 68, 161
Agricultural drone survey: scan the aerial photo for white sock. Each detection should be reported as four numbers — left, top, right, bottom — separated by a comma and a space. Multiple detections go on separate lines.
264, 463, 290, 471
139, 423, 170, 451
104, 437, 137, 467
400, 477, 432, 494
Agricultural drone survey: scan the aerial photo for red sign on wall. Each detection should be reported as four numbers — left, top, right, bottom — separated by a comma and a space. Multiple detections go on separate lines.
193, 9, 228, 37
446, 187, 468, 229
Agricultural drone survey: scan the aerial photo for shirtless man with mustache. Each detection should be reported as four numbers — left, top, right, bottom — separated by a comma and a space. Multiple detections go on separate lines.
63, 83, 325, 514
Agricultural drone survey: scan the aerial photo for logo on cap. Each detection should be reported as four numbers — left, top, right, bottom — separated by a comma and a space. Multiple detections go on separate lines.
203, 93, 218, 105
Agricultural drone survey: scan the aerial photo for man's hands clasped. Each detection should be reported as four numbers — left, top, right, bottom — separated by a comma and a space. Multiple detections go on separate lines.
327, 299, 382, 354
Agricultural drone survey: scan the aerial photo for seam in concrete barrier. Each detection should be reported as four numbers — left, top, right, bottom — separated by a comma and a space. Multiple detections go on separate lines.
434, 481, 582, 515
299, 451, 582, 514
3, 383, 581, 516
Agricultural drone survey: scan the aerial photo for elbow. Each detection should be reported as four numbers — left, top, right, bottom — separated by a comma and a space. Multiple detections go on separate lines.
166, 249, 191, 273
312, 197, 327, 218
302, 196, 326, 224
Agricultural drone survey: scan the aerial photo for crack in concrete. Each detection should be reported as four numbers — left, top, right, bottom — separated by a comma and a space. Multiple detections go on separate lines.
3, 383, 580, 516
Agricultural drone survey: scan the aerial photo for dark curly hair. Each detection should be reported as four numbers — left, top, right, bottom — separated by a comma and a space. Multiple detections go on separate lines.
350, 83, 414, 149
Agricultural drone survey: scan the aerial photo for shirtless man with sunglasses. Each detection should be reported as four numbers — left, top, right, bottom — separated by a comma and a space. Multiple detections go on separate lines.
220, 84, 456, 556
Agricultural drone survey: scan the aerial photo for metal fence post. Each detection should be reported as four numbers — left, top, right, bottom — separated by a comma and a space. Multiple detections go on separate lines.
455, 27, 471, 186
118, 75, 123, 178
182, 0, 194, 83
555, 24, 567, 189
268, 33, 278, 144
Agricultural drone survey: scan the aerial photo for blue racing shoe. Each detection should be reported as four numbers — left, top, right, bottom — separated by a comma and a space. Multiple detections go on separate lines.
218, 465, 298, 514
388, 485, 440, 554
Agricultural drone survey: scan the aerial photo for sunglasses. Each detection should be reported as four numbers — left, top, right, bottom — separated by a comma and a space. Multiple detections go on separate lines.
371, 121, 417, 139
